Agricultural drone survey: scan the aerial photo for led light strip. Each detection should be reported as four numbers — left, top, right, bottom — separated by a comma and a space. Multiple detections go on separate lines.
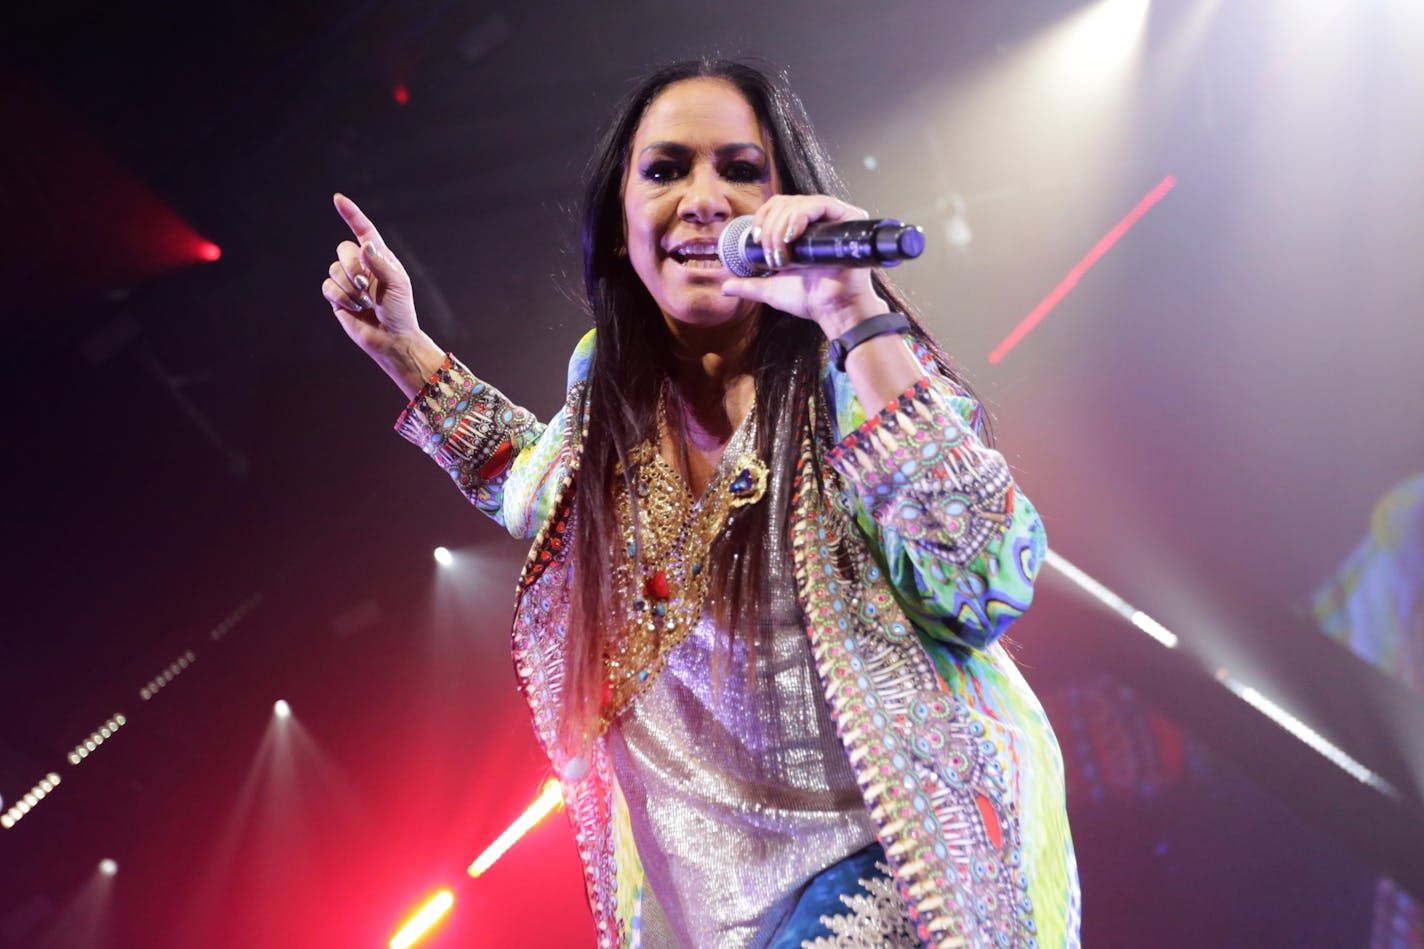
67, 713, 128, 765
8, 595, 264, 833
383, 781, 565, 947
209, 594, 261, 643
1217, 672, 1401, 800
467, 779, 564, 878
389, 890, 454, 949
1, 772, 62, 829
140, 594, 262, 701
1046, 548, 1400, 799
140, 651, 196, 701
989, 175, 1177, 364
1044, 549, 1179, 648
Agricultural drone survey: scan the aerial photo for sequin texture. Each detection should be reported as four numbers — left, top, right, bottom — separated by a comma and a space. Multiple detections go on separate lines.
608, 448, 877, 947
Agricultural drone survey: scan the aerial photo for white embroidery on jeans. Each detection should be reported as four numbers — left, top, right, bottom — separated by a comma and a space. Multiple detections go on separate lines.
800, 862, 923, 948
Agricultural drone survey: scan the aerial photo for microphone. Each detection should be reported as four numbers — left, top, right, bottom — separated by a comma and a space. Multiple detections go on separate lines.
718, 215, 925, 278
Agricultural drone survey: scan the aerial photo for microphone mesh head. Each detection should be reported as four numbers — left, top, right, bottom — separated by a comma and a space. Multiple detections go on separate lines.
718, 215, 758, 278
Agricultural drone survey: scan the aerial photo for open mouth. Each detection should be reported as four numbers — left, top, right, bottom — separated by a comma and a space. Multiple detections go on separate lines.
667, 240, 723, 269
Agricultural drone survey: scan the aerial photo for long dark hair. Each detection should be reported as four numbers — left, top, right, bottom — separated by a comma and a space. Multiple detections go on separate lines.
562, 58, 979, 754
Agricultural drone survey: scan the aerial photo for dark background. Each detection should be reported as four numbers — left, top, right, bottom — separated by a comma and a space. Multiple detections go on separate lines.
2, 1, 1421, 946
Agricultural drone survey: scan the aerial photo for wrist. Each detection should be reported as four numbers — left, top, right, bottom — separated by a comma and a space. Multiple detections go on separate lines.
815, 292, 888, 340
828, 312, 912, 373
379, 332, 446, 399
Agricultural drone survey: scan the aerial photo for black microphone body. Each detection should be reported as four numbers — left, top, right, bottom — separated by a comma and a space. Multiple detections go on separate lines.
718, 215, 925, 278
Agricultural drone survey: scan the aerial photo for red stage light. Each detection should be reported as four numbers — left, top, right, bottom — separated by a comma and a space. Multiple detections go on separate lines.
393, 84, 410, 106
2, 71, 234, 306
989, 175, 1178, 365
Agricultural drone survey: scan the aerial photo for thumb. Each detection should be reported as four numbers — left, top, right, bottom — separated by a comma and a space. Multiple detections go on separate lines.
721, 274, 815, 323
722, 275, 795, 312
360, 240, 403, 285
721, 277, 766, 301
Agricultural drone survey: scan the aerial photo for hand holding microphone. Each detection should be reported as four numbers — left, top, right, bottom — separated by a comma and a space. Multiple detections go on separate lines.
718, 214, 925, 277
717, 195, 925, 340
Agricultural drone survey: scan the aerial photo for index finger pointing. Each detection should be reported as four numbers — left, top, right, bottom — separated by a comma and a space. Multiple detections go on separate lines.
333, 192, 386, 248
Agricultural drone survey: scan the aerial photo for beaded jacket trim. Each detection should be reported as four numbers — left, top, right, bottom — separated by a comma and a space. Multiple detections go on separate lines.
788, 385, 1036, 949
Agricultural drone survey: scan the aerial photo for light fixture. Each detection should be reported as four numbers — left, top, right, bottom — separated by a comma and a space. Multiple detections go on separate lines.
141, 650, 196, 700
989, 176, 1176, 364
468, 780, 564, 878
1044, 549, 1179, 648
70, 715, 127, 765
389, 890, 454, 949
1216, 671, 1399, 799
1, 773, 61, 830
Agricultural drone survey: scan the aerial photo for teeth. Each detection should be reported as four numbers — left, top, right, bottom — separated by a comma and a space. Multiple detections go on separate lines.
670, 242, 718, 258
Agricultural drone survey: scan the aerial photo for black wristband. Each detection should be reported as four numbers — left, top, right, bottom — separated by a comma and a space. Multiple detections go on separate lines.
828, 312, 912, 372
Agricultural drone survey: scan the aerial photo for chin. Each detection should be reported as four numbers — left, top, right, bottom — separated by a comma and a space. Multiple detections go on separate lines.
663, 294, 756, 329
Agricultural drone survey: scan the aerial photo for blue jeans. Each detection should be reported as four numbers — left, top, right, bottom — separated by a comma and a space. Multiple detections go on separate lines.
768, 841, 915, 948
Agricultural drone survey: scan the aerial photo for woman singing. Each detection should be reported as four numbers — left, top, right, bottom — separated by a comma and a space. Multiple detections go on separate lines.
322, 58, 1078, 949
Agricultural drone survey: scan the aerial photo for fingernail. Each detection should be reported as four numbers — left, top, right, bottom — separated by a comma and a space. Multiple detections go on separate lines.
359, 292, 375, 309
353, 274, 369, 291
365, 241, 383, 260
783, 223, 796, 242
750, 225, 761, 242
773, 248, 785, 269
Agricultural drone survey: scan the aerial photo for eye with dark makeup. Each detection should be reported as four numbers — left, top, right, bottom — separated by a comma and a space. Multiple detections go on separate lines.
721, 160, 767, 183
637, 147, 768, 186
641, 159, 684, 183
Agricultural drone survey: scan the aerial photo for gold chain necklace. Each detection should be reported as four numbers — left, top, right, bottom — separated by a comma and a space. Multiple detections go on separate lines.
600, 384, 768, 731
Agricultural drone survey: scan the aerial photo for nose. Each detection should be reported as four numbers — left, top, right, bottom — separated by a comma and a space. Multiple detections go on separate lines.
678, 164, 731, 224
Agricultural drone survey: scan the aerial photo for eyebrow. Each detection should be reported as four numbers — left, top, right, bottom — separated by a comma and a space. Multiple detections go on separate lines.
636, 142, 768, 161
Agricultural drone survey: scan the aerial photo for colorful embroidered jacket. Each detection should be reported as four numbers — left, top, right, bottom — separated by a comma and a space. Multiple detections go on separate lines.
396, 330, 1081, 949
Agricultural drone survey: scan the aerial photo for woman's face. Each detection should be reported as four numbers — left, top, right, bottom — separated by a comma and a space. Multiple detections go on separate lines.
622, 78, 780, 330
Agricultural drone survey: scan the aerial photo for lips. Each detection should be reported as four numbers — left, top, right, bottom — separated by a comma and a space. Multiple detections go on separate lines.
666, 239, 722, 266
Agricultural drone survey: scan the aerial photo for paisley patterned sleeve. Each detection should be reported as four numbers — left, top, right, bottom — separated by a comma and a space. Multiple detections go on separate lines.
826, 347, 1047, 651
394, 330, 595, 538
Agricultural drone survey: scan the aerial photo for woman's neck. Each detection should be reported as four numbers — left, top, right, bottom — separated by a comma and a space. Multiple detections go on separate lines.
662, 310, 758, 449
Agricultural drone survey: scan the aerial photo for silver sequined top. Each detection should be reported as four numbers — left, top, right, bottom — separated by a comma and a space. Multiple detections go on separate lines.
608, 496, 877, 948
